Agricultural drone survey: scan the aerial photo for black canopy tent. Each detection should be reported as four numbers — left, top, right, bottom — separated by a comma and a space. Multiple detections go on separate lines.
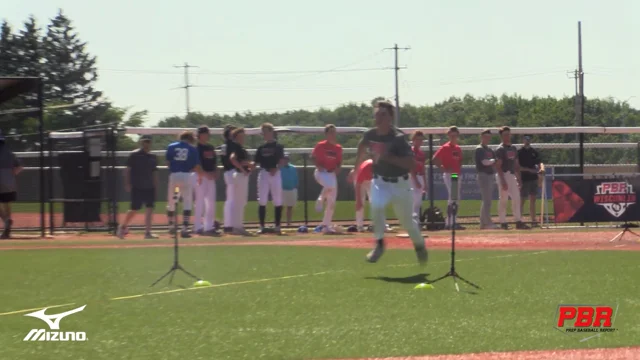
0, 77, 45, 237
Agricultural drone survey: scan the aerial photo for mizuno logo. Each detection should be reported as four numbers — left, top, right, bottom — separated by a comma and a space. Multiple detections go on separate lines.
23, 305, 88, 342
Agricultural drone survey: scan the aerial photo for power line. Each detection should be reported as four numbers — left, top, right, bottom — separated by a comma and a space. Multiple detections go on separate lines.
99, 67, 389, 76
145, 99, 386, 115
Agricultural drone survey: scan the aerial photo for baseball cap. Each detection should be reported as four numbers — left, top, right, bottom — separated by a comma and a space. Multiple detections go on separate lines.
197, 126, 210, 135
481, 129, 491, 135
523, 135, 532, 141
140, 135, 152, 142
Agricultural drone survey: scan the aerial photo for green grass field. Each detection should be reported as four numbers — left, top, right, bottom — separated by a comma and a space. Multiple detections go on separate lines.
0, 240, 637, 360
12, 199, 554, 222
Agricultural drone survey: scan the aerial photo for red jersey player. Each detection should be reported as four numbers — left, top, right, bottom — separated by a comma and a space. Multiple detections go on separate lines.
433, 126, 464, 230
410, 131, 428, 220
311, 124, 343, 233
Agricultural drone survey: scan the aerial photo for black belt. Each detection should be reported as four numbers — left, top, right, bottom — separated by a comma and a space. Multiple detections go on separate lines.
374, 174, 408, 183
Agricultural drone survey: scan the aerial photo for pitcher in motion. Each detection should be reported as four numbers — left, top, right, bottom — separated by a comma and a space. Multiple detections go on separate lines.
354, 100, 427, 265
165, 131, 202, 238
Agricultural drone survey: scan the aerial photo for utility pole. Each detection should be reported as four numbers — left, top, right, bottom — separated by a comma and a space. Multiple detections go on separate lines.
173, 62, 198, 116
577, 21, 585, 175
384, 44, 410, 126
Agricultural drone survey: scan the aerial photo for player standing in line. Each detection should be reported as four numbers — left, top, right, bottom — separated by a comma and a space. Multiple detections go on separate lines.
410, 131, 428, 221
166, 131, 202, 238
118, 135, 158, 239
0, 133, 23, 239
311, 124, 342, 234
254, 123, 285, 234
475, 129, 499, 229
280, 152, 298, 226
495, 126, 530, 230
228, 128, 254, 236
218, 125, 236, 233
433, 126, 465, 230
354, 100, 427, 264
348, 158, 373, 232
192, 126, 220, 236
517, 135, 545, 227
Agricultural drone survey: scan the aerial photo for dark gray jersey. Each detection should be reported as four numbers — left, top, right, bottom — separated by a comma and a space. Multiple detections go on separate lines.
495, 143, 518, 173
360, 128, 412, 177
0, 145, 20, 193
127, 148, 157, 189
475, 145, 496, 174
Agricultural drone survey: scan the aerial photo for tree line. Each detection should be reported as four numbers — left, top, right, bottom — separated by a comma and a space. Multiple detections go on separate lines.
1, 11, 638, 166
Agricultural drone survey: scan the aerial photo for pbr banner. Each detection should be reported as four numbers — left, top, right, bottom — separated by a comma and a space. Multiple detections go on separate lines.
552, 178, 640, 223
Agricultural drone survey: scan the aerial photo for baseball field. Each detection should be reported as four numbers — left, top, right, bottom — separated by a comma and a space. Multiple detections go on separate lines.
0, 227, 638, 360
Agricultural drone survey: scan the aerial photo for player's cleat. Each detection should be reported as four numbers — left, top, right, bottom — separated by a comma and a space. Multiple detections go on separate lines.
180, 230, 192, 238
194, 229, 204, 236
1, 219, 13, 239
313, 225, 325, 233
366, 239, 385, 263
356, 226, 366, 232
454, 224, 466, 230
203, 229, 221, 237
274, 226, 282, 235
144, 232, 159, 240
415, 246, 428, 266
256, 227, 267, 235
116, 225, 126, 239
232, 228, 253, 236
516, 221, 531, 230
223, 227, 232, 234
500, 223, 510, 230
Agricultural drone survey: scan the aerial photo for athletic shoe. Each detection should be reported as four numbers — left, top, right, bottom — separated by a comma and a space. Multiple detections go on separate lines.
203, 229, 221, 237
415, 246, 428, 266
144, 232, 159, 240
366, 239, 385, 263
194, 229, 204, 236
1, 219, 13, 239
315, 199, 324, 212
500, 223, 509, 230
516, 221, 531, 230
256, 227, 267, 235
313, 225, 325, 234
356, 226, 366, 233
223, 227, 232, 234
274, 226, 282, 235
180, 230, 192, 238
116, 225, 126, 239
384, 224, 394, 233
232, 228, 253, 236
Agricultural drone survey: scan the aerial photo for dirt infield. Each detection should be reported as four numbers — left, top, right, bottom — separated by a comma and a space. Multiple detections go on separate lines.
1, 229, 639, 251
325, 346, 640, 360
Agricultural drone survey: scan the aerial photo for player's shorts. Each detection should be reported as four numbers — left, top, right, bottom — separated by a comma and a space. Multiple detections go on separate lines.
0, 192, 16, 203
282, 189, 297, 207
131, 188, 156, 210
520, 180, 538, 197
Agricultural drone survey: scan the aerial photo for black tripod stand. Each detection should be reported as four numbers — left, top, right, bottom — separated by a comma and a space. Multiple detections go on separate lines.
431, 201, 481, 292
609, 177, 640, 242
151, 188, 201, 287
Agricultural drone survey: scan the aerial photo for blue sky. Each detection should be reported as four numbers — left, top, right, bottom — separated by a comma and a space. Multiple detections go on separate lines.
2, 0, 639, 125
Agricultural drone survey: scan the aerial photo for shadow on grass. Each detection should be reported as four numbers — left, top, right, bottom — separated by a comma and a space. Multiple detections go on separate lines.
365, 273, 431, 284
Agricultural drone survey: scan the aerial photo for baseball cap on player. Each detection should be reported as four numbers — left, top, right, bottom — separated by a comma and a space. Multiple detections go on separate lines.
140, 135, 152, 142
523, 135, 532, 141
197, 126, 210, 135
223, 124, 236, 140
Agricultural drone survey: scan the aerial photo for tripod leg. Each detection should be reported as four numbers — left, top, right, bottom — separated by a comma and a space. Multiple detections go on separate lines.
150, 268, 175, 287
177, 264, 200, 280
627, 229, 640, 238
455, 274, 482, 289
609, 231, 625, 242
168, 269, 176, 285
